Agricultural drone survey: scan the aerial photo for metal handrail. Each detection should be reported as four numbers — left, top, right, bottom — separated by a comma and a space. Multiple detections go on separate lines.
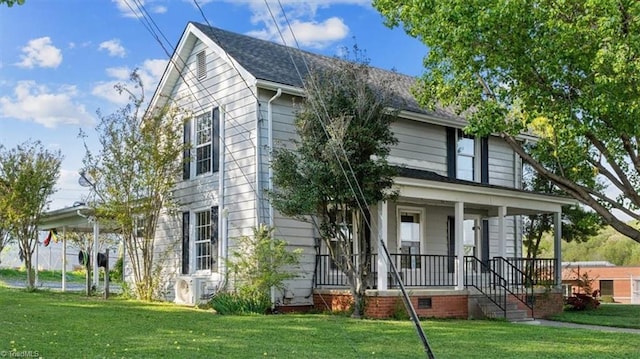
464, 256, 507, 318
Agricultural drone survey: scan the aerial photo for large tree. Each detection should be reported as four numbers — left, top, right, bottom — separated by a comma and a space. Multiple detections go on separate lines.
270, 55, 398, 318
374, 1, 640, 242
82, 71, 186, 301
0, 141, 62, 289
522, 164, 604, 260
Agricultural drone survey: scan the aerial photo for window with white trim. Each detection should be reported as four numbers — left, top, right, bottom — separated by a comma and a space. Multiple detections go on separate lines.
195, 209, 212, 271
457, 133, 476, 181
195, 112, 212, 175
399, 211, 422, 269
328, 208, 353, 270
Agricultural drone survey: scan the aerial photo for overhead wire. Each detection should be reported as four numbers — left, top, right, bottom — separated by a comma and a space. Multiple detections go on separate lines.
270, 1, 435, 357
123, 0, 262, 203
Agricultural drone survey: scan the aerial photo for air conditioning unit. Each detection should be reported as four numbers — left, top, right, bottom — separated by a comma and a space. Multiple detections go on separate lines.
174, 276, 217, 305
174, 276, 196, 305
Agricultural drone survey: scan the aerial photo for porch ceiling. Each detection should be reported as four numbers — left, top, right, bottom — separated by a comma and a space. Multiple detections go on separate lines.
394, 176, 577, 217
38, 204, 119, 233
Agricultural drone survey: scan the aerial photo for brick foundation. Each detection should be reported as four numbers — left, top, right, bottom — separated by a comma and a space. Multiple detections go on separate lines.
531, 291, 564, 318
314, 289, 468, 319
513, 290, 564, 319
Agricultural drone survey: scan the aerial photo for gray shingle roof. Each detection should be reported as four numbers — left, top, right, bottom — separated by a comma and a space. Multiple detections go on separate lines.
191, 22, 458, 119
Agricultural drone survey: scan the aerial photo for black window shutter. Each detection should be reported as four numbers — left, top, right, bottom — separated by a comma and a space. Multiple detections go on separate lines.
481, 137, 489, 184
183, 120, 191, 180
210, 206, 219, 266
481, 219, 490, 272
212, 107, 220, 173
446, 127, 456, 178
447, 216, 455, 273
181, 212, 190, 275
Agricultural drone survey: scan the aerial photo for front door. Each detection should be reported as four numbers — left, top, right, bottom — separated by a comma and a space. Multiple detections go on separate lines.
463, 217, 481, 272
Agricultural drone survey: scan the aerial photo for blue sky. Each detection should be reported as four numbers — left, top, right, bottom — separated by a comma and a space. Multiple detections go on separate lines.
0, 0, 428, 211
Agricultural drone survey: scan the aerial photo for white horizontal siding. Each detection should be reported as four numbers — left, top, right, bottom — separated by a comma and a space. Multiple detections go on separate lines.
488, 137, 516, 187
390, 119, 447, 176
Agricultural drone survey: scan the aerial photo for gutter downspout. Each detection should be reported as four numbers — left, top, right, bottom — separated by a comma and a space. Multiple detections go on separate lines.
219, 106, 228, 283
267, 88, 282, 308
255, 100, 262, 227
267, 89, 282, 229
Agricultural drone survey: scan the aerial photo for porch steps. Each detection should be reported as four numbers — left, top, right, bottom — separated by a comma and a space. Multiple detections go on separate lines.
470, 295, 532, 321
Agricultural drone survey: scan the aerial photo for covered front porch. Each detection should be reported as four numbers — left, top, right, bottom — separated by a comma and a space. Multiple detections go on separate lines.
313, 170, 577, 318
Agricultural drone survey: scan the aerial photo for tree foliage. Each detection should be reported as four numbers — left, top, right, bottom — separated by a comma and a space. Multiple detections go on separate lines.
270, 51, 398, 318
374, 0, 640, 242
0, 0, 25, 7
538, 222, 640, 266
523, 165, 604, 259
0, 141, 62, 289
81, 71, 186, 301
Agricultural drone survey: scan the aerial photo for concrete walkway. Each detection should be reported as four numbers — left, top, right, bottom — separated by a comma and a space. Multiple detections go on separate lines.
515, 319, 640, 334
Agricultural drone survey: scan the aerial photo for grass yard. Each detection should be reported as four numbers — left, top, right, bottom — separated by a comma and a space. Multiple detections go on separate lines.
0, 268, 85, 285
1, 287, 639, 359
550, 303, 640, 329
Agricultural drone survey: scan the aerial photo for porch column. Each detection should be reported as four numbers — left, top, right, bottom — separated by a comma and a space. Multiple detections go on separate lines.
498, 206, 507, 258
455, 201, 465, 290
554, 211, 562, 288
377, 201, 388, 291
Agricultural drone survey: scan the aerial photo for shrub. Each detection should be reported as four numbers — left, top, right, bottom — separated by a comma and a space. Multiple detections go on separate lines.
210, 291, 271, 315
566, 293, 600, 311
391, 298, 409, 320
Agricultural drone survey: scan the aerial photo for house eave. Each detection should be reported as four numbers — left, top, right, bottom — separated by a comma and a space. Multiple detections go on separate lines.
255, 79, 305, 97
394, 176, 577, 215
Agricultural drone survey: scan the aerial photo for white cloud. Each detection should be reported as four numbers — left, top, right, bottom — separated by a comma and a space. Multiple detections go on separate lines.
98, 39, 126, 57
0, 81, 94, 128
113, 0, 169, 18
92, 59, 168, 105
112, 0, 143, 18
151, 5, 167, 14
16, 37, 63, 69
224, 0, 368, 49
249, 16, 349, 49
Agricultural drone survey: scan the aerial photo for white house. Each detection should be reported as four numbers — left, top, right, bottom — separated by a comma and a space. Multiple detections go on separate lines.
147, 22, 576, 319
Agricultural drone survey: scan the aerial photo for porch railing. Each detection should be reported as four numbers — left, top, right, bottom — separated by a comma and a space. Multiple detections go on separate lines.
464, 256, 508, 317
315, 254, 457, 288
492, 257, 535, 315
505, 257, 557, 286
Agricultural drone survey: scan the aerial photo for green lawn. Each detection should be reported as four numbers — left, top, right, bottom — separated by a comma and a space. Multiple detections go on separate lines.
0, 268, 85, 284
550, 303, 640, 329
1, 287, 639, 358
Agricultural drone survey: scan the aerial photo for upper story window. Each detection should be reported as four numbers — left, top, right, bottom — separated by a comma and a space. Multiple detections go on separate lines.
197, 50, 207, 80
183, 107, 220, 180
457, 133, 476, 181
195, 113, 212, 175
447, 128, 488, 184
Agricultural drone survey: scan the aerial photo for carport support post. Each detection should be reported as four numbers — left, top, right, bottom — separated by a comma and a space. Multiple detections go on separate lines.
455, 202, 464, 290
104, 248, 109, 299
62, 227, 66, 292
93, 219, 99, 288
554, 211, 562, 288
